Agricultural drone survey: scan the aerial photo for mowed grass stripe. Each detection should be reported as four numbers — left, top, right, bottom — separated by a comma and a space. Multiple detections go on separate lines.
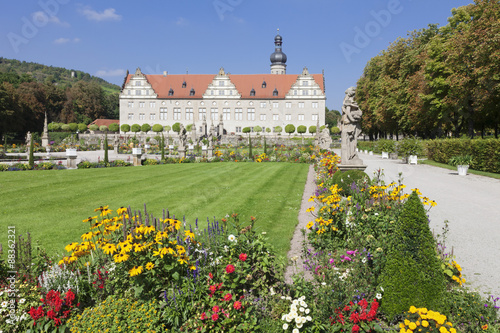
0, 163, 308, 257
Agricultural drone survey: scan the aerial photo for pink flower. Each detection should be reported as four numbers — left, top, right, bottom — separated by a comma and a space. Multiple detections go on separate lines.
200, 312, 207, 320
211, 313, 219, 321
352, 324, 360, 333
212, 305, 220, 313
225, 264, 235, 274
223, 293, 232, 301
239, 253, 247, 261
233, 301, 242, 310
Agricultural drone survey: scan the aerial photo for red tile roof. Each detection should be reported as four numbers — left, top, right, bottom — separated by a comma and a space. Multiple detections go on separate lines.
124, 73, 325, 99
89, 119, 120, 127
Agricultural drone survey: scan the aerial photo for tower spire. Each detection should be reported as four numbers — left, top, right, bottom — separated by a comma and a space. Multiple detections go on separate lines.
270, 29, 287, 74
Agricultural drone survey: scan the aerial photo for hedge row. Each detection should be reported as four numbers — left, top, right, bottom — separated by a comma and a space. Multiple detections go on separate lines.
426, 138, 500, 173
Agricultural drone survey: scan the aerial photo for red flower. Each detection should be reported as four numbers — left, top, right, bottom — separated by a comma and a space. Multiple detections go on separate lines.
223, 293, 233, 301
239, 253, 248, 261
233, 301, 242, 310
209, 273, 213, 279
201, 312, 207, 320
212, 305, 220, 313
367, 309, 377, 321
211, 313, 219, 321
350, 312, 360, 324
225, 264, 235, 274
352, 324, 360, 333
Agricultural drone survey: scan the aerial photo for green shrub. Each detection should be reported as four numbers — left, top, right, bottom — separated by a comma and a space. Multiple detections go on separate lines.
426, 138, 500, 173
377, 139, 396, 153
357, 141, 375, 152
68, 123, 78, 132
89, 124, 99, 132
108, 123, 119, 132
448, 155, 473, 166
121, 124, 131, 133
331, 170, 369, 197
67, 296, 164, 332
61, 124, 70, 132
309, 125, 317, 134
141, 123, 151, 133
285, 124, 295, 136
143, 158, 159, 165
99, 125, 108, 132
330, 126, 340, 135
398, 137, 423, 157
379, 191, 446, 319
77, 123, 87, 132
131, 124, 141, 133
152, 124, 163, 133
172, 122, 180, 133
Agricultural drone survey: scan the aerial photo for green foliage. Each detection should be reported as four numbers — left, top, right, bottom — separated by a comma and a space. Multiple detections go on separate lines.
28, 135, 34, 168
380, 191, 446, 319
377, 139, 396, 153
398, 137, 423, 157
274, 126, 282, 133
77, 123, 87, 132
108, 123, 119, 132
297, 125, 307, 135
68, 123, 78, 132
164, 125, 171, 132
285, 124, 295, 135
141, 123, 151, 133
331, 170, 369, 197
99, 125, 108, 132
104, 134, 109, 164
87, 124, 97, 132
426, 138, 500, 173
254, 125, 262, 133
61, 124, 70, 132
48, 122, 60, 131
185, 123, 193, 132
121, 124, 130, 133
131, 124, 141, 133
265, 127, 271, 134
448, 155, 473, 166
152, 124, 163, 133
330, 126, 340, 135
242, 127, 251, 134
172, 122, 181, 133
248, 136, 253, 159
67, 296, 164, 332
309, 125, 317, 134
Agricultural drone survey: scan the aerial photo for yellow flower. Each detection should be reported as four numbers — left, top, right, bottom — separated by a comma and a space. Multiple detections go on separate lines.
81, 232, 94, 241
113, 252, 130, 263
481, 325, 488, 331
65, 242, 79, 253
422, 321, 429, 328
409, 306, 417, 313
306, 206, 315, 212
189, 265, 197, 271
177, 256, 188, 265
145, 262, 155, 270
306, 222, 314, 229
409, 322, 417, 330
117, 207, 128, 215
439, 326, 448, 333
184, 230, 195, 240
102, 243, 117, 255
404, 320, 410, 326
400, 329, 406, 333
129, 266, 143, 277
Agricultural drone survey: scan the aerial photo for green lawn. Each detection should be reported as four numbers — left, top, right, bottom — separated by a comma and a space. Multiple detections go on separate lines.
0, 163, 309, 259
420, 159, 500, 179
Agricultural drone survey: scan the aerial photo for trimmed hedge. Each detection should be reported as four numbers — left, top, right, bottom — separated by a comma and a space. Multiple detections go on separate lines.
426, 138, 500, 174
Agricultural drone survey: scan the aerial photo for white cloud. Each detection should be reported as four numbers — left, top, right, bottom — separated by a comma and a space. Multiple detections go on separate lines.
53, 37, 70, 44
79, 6, 122, 22
53, 37, 81, 44
32, 11, 70, 27
95, 69, 126, 77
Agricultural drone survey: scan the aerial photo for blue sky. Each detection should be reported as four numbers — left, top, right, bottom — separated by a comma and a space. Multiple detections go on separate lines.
1, 0, 473, 110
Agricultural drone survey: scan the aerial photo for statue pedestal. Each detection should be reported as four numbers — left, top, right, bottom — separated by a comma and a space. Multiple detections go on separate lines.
207, 148, 214, 159
132, 148, 142, 166
67, 156, 77, 169
338, 164, 368, 172
178, 148, 186, 159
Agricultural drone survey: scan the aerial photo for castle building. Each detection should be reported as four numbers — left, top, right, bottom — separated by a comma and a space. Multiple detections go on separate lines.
119, 32, 326, 135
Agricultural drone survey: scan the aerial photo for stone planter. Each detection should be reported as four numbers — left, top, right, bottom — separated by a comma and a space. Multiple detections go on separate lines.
65, 148, 77, 157
408, 155, 418, 165
369, 151, 373, 156
457, 165, 469, 176
381, 152, 389, 159
389, 152, 398, 160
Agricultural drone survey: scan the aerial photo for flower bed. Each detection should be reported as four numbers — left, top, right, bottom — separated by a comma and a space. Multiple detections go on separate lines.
0, 151, 499, 332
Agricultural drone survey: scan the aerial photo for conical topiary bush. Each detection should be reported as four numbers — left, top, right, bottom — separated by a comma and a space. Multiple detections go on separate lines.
379, 191, 446, 319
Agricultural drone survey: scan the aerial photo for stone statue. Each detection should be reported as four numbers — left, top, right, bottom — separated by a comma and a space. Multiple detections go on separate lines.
341, 87, 363, 165
25, 131, 32, 146
208, 123, 215, 148
178, 124, 187, 149
318, 127, 332, 150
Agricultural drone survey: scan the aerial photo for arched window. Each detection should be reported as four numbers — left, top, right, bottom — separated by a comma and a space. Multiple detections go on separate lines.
250, 88, 256, 96
168, 88, 174, 96
262, 81, 267, 88
182, 81, 186, 88
273, 88, 278, 96
190, 88, 195, 96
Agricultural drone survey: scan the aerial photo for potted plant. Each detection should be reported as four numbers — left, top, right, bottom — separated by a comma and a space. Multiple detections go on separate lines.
448, 155, 473, 176
377, 139, 396, 159
398, 137, 422, 164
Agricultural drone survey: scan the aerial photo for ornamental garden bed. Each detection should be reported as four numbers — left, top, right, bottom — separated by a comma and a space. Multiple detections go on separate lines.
0, 152, 498, 332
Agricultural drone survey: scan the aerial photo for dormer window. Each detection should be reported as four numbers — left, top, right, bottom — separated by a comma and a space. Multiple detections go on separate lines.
250, 88, 256, 96
182, 81, 186, 88
190, 88, 195, 96
262, 81, 267, 88
273, 88, 278, 96
168, 88, 174, 96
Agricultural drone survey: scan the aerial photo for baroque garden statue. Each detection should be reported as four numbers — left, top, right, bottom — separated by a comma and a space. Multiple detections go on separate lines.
340, 87, 364, 166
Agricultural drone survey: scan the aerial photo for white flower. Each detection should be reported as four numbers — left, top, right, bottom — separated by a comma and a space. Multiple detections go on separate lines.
224, 245, 229, 252
282, 314, 287, 321
292, 299, 299, 305
1, 301, 8, 308
281, 296, 286, 300
321, 282, 326, 286
362, 257, 367, 264
376, 293, 382, 300
19, 298, 26, 304
299, 296, 306, 301
270, 287, 276, 296
380, 286, 384, 292
283, 323, 289, 330
299, 307, 305, 312
305, 308, 310, 314
228, 234, 236, 242
306, 315, 312, 321
293, 329, 299, 333
297, 322, 303, 328
374, 213, 379, 216
262, 232, 267, 235
286, 296, 292, 301
300, 300, 307, 307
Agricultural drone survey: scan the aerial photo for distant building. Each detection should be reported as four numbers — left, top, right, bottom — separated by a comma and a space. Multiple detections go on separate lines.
88, 119, 119, 129
119, 32, 326, 135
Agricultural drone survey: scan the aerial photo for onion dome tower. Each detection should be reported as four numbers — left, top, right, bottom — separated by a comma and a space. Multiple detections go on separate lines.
270, 29, 287, 74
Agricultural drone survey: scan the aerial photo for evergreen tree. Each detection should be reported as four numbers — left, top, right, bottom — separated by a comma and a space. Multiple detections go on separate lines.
104, 132, 109, 165
248, 136, 253, 160
28, 135, 34, 169
161, 133, 165, 161
379, 191, 446, 319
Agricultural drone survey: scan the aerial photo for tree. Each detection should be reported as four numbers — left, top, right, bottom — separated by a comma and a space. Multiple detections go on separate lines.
325, 108, 341, 129
131, 124, 141, 133
89, 124, 99, 132
265, 127, 271, 135
99, 125, 108, 132
274, 126, 282, 134
242, 127, 251, 135
254, 126, 262, 135
331, 126, 340, 135
108, 123, 119, 132
61, 124, 70, 132
285, 124, 295, 136
69, 123, 78, 132
121, 124, 130, 134
308, 126, 317, 135
172, 123, 181, 133
141, 123, 151, 133
186, 124, 193, 132
164, 125, 172, 145
297, 125, 307, 144
28, 134, 34, 169
103, 132, 109, 164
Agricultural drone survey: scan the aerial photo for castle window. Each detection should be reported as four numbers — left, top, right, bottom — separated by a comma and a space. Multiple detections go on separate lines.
273, 88, 278, 96
182, 81, 186, 88
168, 88, 174, 96
250, 88, 255, 96
190, 88, 195, 96
262, 81, 267, 88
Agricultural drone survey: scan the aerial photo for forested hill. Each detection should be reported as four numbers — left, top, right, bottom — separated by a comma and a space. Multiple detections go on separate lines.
0, 57, 120, 94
